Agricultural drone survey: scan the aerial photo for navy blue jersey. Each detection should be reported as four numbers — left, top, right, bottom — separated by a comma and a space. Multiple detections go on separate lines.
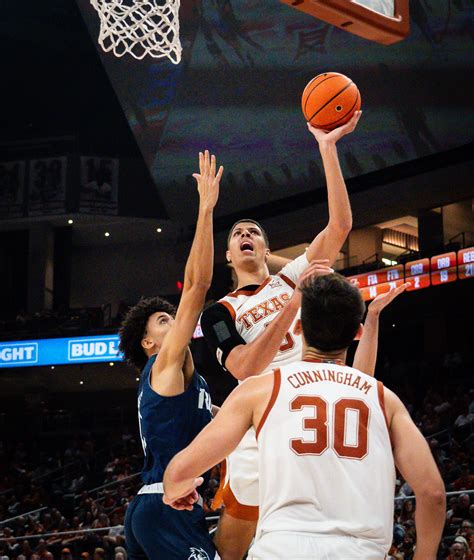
137, 354, 213, 485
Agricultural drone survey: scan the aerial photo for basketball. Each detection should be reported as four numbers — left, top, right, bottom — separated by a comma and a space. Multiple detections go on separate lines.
302, 72, 361, 130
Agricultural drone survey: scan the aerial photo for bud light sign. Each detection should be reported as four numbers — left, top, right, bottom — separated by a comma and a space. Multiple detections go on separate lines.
0, 343, 38, 366
0, 335, 122, 368
68, 337, 120, 361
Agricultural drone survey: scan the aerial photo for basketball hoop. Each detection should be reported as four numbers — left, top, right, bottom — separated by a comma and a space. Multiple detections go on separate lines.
90, 0, 182, 64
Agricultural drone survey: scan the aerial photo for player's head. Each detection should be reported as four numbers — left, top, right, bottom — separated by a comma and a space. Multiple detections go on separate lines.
299, 273, 365, 352
119, 296, 176, 371
226, 219, 270, 271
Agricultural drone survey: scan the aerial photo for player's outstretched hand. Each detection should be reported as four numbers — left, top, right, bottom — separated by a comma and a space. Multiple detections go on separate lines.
367, 282, 411, 316
296, 259, 334, 292
193, 150, 224, 211
163, 477, 204, 511
307, 110, 362, 145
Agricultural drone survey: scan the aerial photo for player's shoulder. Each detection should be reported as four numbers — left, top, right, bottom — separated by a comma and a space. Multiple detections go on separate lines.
201, 300, 235, 324
221, 373, 269, 420
234, 370, 276, 402
278, 252, 310, 284
381, 384, 405, 415
241, 369, 275, 387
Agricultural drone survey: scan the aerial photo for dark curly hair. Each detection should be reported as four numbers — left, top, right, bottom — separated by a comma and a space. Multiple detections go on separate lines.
118, 296, 176, 371
300, 273, 365, 352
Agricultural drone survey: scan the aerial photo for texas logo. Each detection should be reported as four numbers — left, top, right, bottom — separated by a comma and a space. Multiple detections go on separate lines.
237, 293, 291, 329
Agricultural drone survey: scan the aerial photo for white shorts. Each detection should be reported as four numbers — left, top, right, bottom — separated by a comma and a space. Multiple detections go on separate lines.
213, 427, 259, 520
248, 532, 388, 560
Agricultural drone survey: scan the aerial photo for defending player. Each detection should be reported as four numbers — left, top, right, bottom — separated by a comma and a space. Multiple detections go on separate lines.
164, 273, 446, 559
119, 151, 223, 560
200, 109, 389, 558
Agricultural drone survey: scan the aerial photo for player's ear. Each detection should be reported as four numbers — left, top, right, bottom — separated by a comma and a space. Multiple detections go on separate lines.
226, 249, 232, 263
141, 335, 154, 350
265, 248, 270, 259
354, 323, 364, 341
293, 319, 302, 336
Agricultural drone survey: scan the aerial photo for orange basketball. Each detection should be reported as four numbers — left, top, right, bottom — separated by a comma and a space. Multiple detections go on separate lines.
302, 72, 361, 130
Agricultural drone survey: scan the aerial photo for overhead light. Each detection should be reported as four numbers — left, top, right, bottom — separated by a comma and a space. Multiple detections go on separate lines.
382, 258, 397, 266
51, 366, 55, 370
68, 219, 74, 225
109, 362, 114, 366
80, 380, 84, 385
135, 377, 139, 382
104, 232, 110, 237
156, 228, 162, 233
392, 324, 396, 328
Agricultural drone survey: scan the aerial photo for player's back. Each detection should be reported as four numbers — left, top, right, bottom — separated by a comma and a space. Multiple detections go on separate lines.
255, 360, 395, 551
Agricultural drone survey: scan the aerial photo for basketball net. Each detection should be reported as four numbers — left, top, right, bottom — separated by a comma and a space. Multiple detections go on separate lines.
90, 0, 182, 64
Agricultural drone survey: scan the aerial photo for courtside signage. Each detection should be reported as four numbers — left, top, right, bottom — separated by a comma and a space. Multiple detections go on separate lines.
0, 335, 122, 369
68, 337, 120, 361
0, 342, 38, 366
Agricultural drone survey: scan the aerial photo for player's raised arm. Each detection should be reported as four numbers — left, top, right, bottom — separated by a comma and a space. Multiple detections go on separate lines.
305, 111, 361, 267
353, 282, 410, 376
151, 151, 223, 391
385, 387, 445, 559
163, 374, 270, 507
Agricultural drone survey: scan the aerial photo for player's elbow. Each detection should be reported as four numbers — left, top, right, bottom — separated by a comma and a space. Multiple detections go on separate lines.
232, 368, 254, 382
185, 281, 212, 298
417, 479, 446, 509
226, 361, 249, 382
225, 352, 258, 381
191, 279, 212, 291
425, 485, 446, 509
166, 456, 190, 484
329, 218, 352, 239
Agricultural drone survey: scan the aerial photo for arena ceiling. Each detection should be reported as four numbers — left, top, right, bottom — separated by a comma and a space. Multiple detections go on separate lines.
1, 0, 473, 246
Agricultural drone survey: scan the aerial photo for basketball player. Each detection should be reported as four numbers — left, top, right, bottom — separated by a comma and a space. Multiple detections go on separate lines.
119, 151, 223, 560
163, 273, 446, 559
200, 109, 389, 558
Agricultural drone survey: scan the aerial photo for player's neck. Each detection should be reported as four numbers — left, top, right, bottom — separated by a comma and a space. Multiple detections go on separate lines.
235, 264, 270, 290
302, 347, 347, 365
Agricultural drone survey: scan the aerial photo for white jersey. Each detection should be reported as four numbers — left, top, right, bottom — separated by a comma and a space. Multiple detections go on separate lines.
255, 361, 395, 551
218, 254, 308, 373
206, 254, 310, 514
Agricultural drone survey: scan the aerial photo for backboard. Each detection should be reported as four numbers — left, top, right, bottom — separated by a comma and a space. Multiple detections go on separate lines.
281, 0, 409, 45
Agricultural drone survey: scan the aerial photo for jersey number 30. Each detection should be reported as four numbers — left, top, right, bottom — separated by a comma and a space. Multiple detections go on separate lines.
290, 396, 369, 460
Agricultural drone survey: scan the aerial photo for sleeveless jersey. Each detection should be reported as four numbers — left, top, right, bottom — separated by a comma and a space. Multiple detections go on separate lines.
137, 354, 213, 485
218, 254, 308, 373
256, 361, 395, 549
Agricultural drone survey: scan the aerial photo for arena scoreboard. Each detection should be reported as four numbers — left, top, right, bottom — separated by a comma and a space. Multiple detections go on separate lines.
348, 247, 473, 301
458, 247, 474, 280
349, 264, 405, 301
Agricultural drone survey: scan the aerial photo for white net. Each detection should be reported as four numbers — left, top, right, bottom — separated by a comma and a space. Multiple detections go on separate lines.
90, 0, 182, 64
